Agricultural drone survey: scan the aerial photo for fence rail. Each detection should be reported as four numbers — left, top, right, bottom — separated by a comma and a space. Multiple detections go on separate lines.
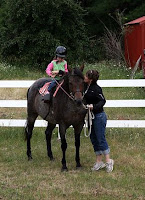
0, 79, 145, 128
1, 99, 145, 108
1, 79, 145, 88
0, 119, 145, 128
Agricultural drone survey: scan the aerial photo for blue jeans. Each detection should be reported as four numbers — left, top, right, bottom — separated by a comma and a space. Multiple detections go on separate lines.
48, 80, 57, 92
90, 111, 110, 155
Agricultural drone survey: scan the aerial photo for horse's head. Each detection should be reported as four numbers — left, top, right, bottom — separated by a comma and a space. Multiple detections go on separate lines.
68, 64, 84, 105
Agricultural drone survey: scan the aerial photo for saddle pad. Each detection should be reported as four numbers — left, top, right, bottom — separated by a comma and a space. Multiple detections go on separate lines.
39, 82, 51, 96
39, 79, 64, 97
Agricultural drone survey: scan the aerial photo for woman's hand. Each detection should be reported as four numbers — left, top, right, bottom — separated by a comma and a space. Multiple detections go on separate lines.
87, 104, 93, 110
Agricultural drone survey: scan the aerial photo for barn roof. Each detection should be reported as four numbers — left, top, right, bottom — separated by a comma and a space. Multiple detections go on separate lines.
125, 16, 145, 25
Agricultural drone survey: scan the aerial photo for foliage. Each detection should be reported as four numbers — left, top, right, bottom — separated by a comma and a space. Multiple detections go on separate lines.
81, 0, 145, 37
0, 0, 145, 67
99, 10, 126, 65
75, 0, 145, 63
0, 0, 88, 69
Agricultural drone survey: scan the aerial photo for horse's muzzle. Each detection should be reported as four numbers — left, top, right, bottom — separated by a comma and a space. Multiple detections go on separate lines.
76, 99, 83, 106
74, 92, 83, 105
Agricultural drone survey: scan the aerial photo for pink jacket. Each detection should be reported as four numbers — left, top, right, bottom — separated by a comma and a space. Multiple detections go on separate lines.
46, 60, 68, 76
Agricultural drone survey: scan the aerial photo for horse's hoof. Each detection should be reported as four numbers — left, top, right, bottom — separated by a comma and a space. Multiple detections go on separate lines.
28, 156, 33, 161
50, 157, 55, 161
61, 167, 68, 172
76, 164, 82, 169
76, 166, 82, 170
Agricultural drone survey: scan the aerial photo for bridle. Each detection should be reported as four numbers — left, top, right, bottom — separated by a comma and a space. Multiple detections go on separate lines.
54, 77, 94, 137
53, 75, 93, 137
54, 79, 74, 100
70, 86, 84, 100
53, 75, 84, 101
44, 73, 87, 121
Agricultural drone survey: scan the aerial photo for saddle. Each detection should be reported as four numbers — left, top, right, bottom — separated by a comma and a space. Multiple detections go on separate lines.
39, 82, 53, 102
39, 82, 51, 96
39, 80, 64, 102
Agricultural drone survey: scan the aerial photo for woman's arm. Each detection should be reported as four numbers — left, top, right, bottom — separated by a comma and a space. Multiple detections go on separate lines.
93, 88, 106, 112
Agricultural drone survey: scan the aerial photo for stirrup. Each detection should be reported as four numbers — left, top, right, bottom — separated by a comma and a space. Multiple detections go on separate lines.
42, 93, 51, 102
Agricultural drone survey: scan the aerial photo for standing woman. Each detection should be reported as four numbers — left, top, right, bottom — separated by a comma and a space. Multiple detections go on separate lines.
84, 70, 114, 172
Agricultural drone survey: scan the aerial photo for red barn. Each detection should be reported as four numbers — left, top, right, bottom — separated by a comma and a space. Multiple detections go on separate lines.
124, 16, 145, 68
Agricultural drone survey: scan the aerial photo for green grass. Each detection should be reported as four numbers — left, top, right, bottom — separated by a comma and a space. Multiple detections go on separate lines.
0, 62, 45, 80
0, 128, 145, 200
84, 61, 131, 79
0, 60, 143, 80
0, 61, 145, 199
0, 60, 136, 80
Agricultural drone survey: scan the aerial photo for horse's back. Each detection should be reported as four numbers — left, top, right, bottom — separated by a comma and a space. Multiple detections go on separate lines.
26, 78, 51, 112
30, 77, 51, 90
27, 77, 51, 97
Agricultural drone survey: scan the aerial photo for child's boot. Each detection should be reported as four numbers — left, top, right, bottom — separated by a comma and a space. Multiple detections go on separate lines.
42, 93, 51, 103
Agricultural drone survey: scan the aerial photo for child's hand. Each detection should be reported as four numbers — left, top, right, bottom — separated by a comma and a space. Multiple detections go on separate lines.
51, 74, 56, 78
58, 70, 65, 76
52, 71, 59, 75
51, 71, 59, 78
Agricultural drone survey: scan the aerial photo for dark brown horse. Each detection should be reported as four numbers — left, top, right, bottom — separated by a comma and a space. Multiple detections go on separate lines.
25, 65, 87, 171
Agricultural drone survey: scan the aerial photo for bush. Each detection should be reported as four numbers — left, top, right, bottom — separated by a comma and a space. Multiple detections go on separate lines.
0, 0, 88, 69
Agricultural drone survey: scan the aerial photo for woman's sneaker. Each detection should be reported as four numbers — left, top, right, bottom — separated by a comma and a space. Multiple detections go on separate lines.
106, 159, 114, 173
91, 162, 106, 171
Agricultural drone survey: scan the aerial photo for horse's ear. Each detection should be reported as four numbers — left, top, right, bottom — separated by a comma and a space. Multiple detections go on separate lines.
67, 65, 72, 72
80, 63, 84, 72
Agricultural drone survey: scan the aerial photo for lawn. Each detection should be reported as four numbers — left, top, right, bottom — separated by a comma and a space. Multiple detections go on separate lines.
0, 61, 145, 200
0, 128, 145, 200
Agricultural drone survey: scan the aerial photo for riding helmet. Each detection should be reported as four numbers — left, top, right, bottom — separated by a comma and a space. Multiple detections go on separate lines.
55, 46, 67, 58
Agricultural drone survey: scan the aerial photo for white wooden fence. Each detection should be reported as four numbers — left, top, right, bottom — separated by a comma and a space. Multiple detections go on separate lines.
0, 79, 145, 128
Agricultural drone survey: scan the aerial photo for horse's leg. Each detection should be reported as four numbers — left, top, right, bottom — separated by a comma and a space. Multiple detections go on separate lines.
59, 125, 68, 171
45, 123, 56, 160
74, 123, 84, 168
25, 114, 38, 160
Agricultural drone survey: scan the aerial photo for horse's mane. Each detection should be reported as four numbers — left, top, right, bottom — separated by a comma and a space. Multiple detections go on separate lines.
72, 67, 84, 79
62, 67, 84, 90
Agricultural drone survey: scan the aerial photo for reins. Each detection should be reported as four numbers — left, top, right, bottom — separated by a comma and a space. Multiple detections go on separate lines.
53, 74, 90, 101
84, 107, 95, 137
83, 84, 95, 137
53, 79, 75, 101
53, 76, 94, 138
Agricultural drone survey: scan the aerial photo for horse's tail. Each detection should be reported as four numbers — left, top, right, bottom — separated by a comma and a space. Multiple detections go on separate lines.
24, 88, 30, 141
23, 119, 28, 141
27, 87, 30, 100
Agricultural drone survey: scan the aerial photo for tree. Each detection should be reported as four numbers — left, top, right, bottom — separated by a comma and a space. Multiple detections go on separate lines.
77, 0, 145, 62
0, 0, 88, 68
78, 0, 145, 37
1, 0, 145, 66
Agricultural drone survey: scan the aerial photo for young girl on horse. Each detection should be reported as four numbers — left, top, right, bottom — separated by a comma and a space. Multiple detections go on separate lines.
43, 46, 68, 102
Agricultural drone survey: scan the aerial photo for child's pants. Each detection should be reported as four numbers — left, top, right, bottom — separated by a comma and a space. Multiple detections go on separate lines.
48, 80, 57, 92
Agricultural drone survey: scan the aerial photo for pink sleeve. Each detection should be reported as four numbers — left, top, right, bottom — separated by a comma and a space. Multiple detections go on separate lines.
46, 62, 54, 76
65, 62, 68, 73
